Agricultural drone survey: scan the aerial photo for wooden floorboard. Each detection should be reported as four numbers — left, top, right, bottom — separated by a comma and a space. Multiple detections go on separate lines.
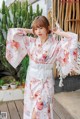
0, 101, 10, 119
53, 111, 61, 119
15, 100, 23, 119
0, 99, 62, 119
0, 100, 23, 119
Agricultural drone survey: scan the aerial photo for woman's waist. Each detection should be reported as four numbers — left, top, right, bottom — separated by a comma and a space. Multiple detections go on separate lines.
28, 66, 53, 80
29, 60, 53, 70
27, 68, 53, 80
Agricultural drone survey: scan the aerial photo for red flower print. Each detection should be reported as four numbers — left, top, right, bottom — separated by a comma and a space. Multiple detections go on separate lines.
42, 54, 47, 59
63, 58, 67, 63
73, 49, 77, 58
36, 97, 43, 110
34, 93, 38, 97
34, 90, 41, 99
11, 40, 20, 49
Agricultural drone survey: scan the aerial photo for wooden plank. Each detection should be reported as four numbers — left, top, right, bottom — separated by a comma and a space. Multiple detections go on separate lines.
64, 2, 69, 31
0, 102, 10, 119
15, 100, 24, 119
53, 98, 74, 119
53, 110, 61, 119
57, 0, 60, 22
61, 2, 64, 29
72, 0, 75, 32
7, 101, 20, 119
59, 1, 63, 28
69, 2, 73, 31
54, 91, 80, 119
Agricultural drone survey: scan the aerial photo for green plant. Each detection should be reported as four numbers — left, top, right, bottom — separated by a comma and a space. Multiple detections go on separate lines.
0, 80, 5, 86
0, 79, 9, 87
10, 80, 20, 86
0, 76, 15, 84
0, 0, 43, 84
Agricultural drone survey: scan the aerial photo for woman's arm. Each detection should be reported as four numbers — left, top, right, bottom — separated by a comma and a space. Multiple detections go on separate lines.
23, 28, 33, 34
15, 28, 33, 35
52, 28, 71, 38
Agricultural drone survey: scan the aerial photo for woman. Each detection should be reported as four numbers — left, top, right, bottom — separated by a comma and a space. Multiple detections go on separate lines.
6, 16, 79, 119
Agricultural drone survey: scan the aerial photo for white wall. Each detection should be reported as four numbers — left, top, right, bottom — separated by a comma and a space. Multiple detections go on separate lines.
32, 0, 47, 16
0, 0, 3, 9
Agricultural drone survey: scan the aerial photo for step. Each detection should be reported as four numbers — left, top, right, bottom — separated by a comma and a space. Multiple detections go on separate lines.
54, 90, 80, 119
0, 86, 24, 102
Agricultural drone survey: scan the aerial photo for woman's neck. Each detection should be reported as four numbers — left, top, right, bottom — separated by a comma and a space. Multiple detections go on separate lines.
39, 34, 48, 44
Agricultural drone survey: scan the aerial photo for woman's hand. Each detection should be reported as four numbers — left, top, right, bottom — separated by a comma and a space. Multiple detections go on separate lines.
52, 27, 60, 33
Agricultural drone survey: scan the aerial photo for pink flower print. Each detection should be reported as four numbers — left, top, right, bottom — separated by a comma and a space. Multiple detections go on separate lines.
17, 29, 26, 35
73, 51, 77, 56
73, 49, 77, 59
42, 54, 47, 59
34, 93, 38, 98
65, 52, 69, 59
38, 44, 41, 47
48, 107, 50, 113
7, 53, 13, 61
6, 49, 13, 61
48, 105, 51, 119
36, 97, 43, 110
62, 51, 69, 63
42, 51, 48, 59
25, 40, 29, 47
63, 58, 67, 63
34, 90, 41, 99
11, 40, 20, 49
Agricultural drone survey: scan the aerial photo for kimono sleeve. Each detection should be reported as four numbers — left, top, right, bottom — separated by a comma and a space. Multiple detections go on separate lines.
6, 28, 31, 68
55, 32, 80, 86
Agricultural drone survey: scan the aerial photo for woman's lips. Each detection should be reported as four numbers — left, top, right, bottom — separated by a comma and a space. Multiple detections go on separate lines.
38, 34, 42, 36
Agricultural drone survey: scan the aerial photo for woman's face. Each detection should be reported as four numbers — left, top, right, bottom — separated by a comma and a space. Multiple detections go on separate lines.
34, 27, 48, 38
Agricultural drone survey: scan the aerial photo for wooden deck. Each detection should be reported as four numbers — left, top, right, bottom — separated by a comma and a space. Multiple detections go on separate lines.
0, 90, 80, 119
0, 100, 59, 119
0, 100, 23, 119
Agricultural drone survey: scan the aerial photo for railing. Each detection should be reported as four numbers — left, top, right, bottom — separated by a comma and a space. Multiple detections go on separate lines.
52, 0, 80, 40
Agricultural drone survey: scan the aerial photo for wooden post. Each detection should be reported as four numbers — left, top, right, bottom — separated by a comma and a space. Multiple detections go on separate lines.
52, 0, 57, 79
64, 1, 69, 31
72, 0, 75, 32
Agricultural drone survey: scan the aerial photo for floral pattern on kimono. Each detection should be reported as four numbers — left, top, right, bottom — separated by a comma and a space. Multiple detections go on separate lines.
6, 28, 80, 119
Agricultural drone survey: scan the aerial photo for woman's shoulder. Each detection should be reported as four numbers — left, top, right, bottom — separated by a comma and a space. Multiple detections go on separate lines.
29, 36, 36, 43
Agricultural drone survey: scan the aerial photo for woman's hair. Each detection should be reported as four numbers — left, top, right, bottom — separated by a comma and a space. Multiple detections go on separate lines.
31, 16, 51, 34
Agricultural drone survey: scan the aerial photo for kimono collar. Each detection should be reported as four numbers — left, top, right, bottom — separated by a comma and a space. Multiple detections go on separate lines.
36, 35, 51, 47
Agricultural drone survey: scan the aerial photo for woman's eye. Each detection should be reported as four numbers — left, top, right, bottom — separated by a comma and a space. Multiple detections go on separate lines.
40, 27, 42, 29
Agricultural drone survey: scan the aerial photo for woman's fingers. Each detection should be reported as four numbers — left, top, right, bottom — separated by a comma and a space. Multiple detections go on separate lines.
52, 27, 58, 33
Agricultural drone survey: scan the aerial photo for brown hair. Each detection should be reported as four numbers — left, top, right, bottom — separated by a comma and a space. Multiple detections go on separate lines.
31, 16, 51, 34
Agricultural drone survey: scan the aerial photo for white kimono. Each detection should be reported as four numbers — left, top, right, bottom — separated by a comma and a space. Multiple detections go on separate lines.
6, 28, 80, 119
